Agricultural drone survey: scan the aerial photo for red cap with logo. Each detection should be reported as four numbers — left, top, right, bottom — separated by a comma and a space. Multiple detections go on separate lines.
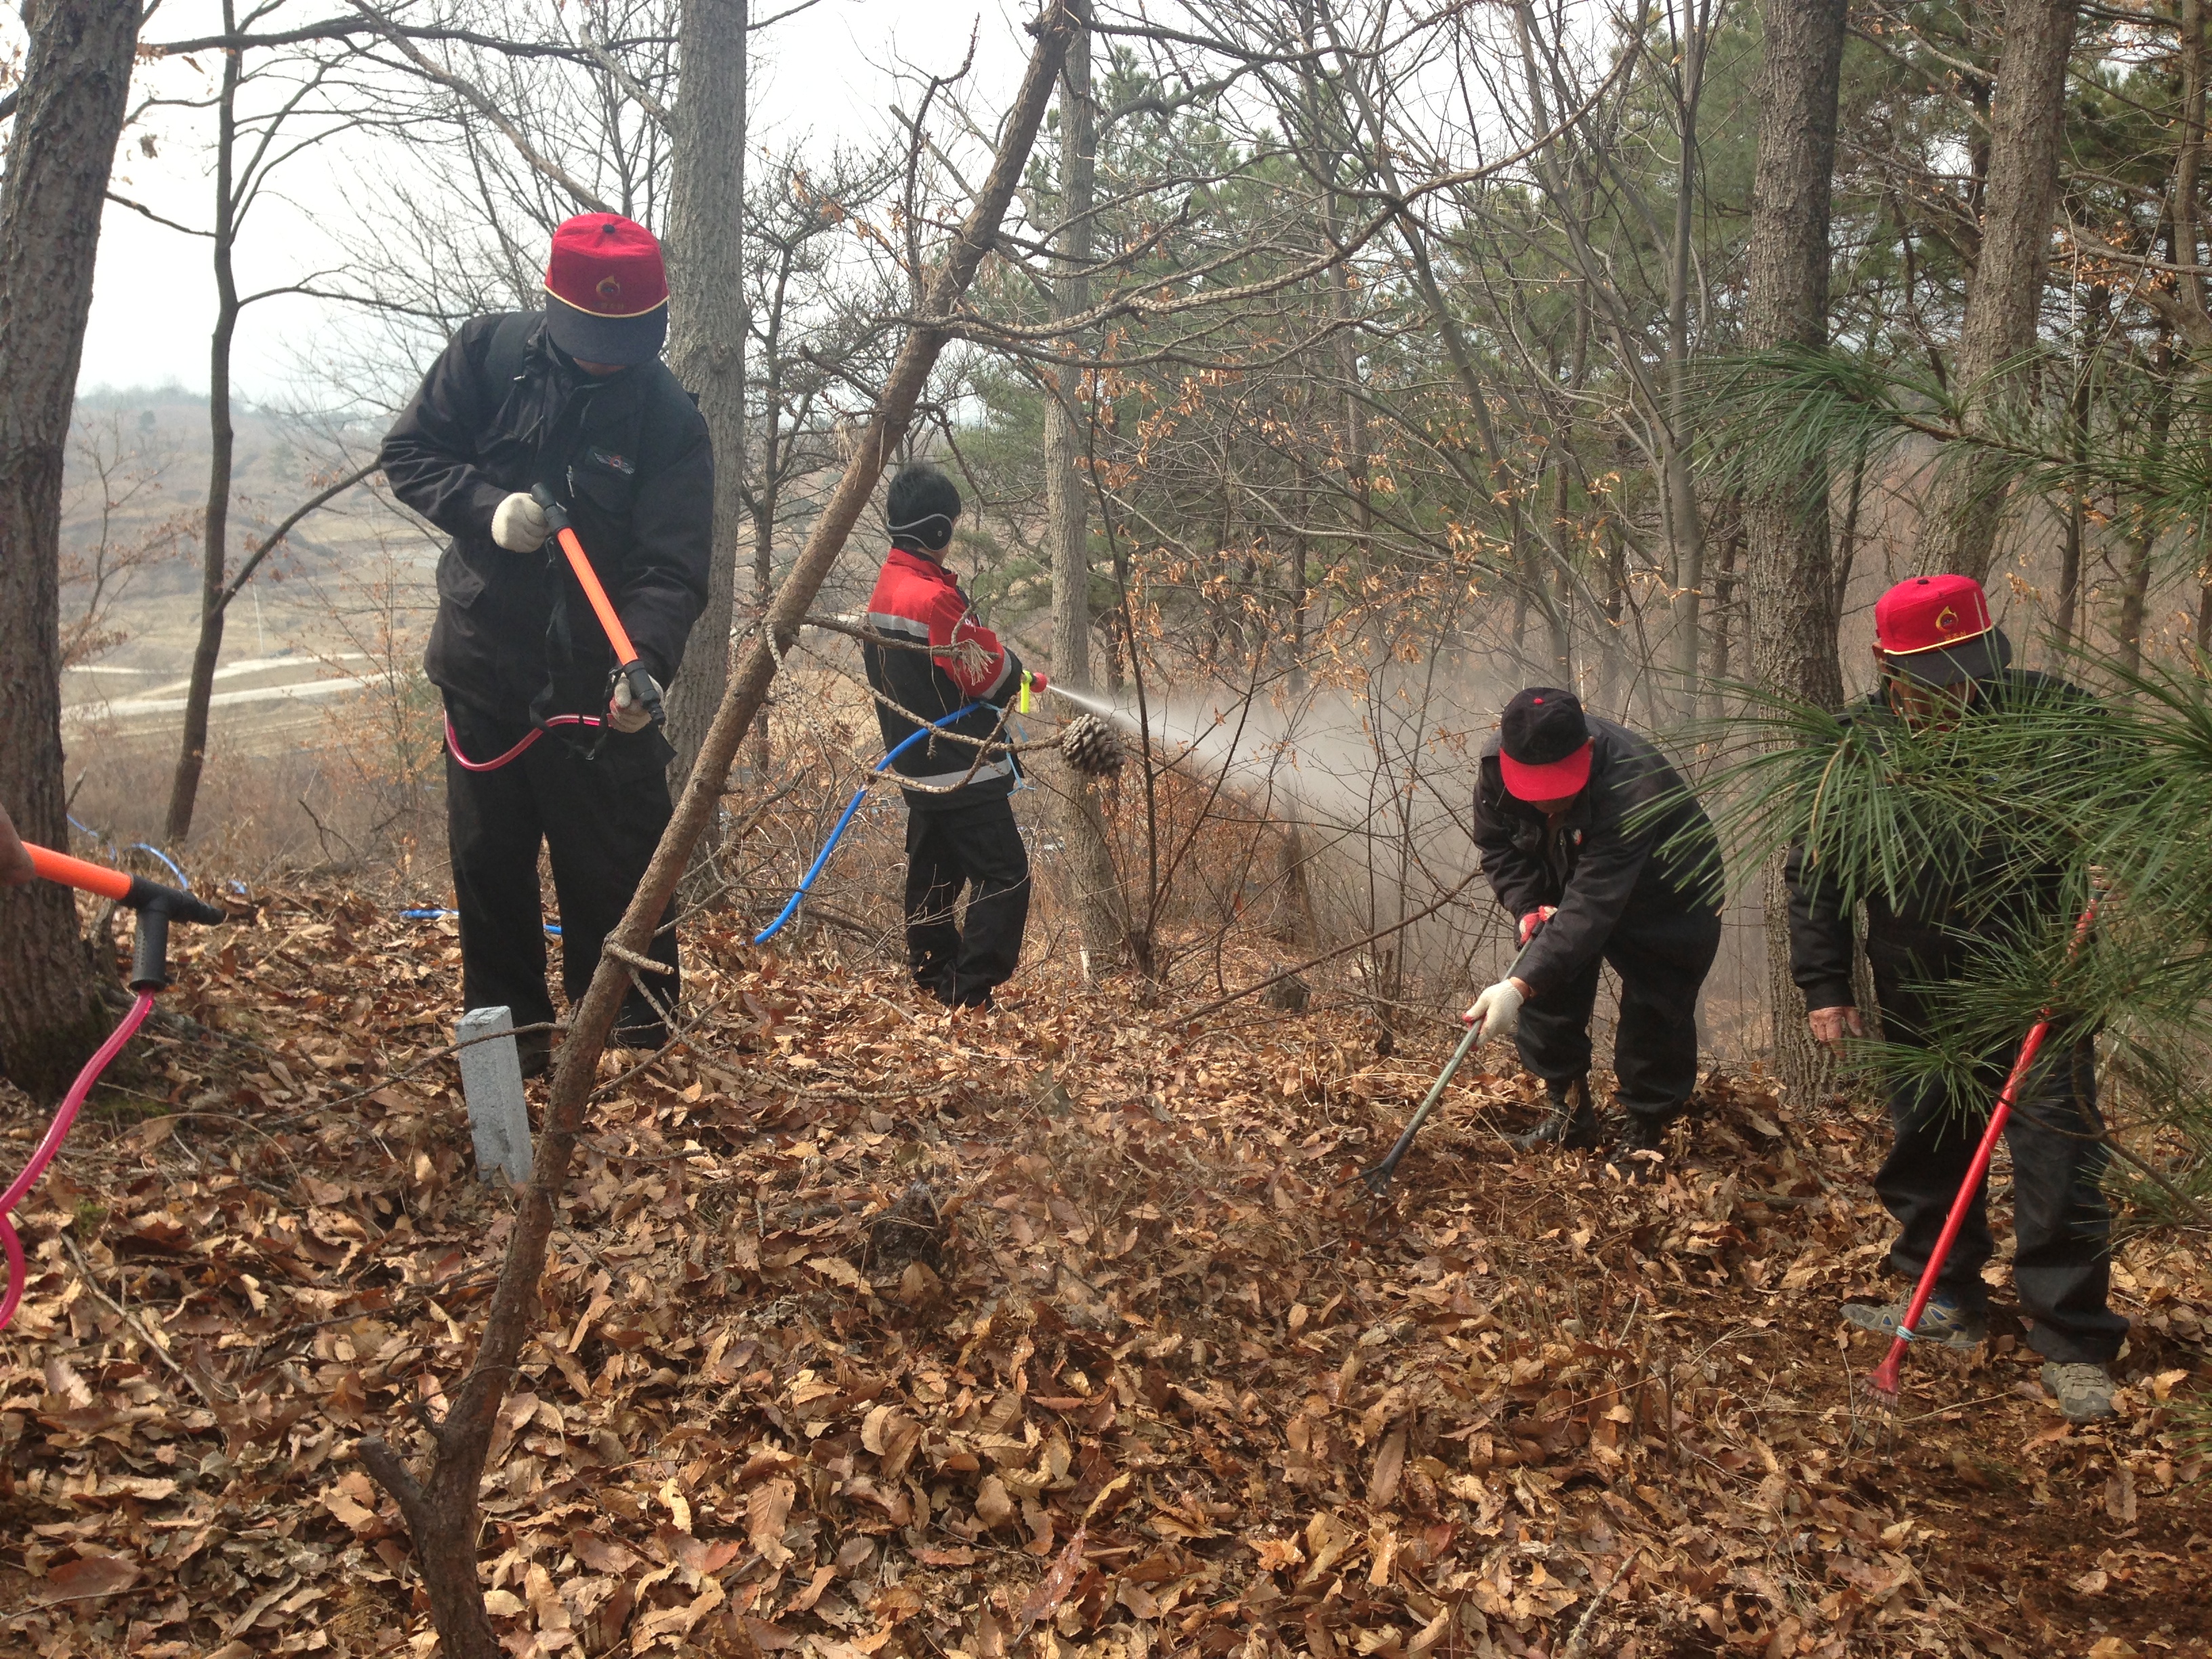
1872, 573, 2012, 687
543, 213, 670, 366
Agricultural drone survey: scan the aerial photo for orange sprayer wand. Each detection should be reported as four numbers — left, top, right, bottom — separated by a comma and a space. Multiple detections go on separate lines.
6, 842, 227, 1332
1864, 894, 2102, 1405
529, 483, 664, 730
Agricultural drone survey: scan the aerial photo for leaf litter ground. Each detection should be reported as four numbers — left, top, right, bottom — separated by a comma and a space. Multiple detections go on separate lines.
1, 882, 2208, 1659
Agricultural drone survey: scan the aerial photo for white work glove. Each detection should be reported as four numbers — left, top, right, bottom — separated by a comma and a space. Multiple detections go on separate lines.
1518, 906, 1557, 947
609, 670, 661, 734
491, 491, 551, 552
1461, 977, 1526, 1042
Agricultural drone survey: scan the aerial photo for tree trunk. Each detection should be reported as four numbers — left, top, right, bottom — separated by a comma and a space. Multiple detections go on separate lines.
2114, 335, 2173, 678
163, 12, 242, 846
354, 12, 1081, 1652
1666, 0, 1710, 720
1042, 3, 1123, 968
1911, 0, 2080, 581
0, 0, 142, 1097
1742, 0, 1848, 1105
662, 0, 749, 820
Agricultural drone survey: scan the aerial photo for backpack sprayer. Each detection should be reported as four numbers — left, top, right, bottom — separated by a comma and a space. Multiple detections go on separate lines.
3, 844, 226, 1331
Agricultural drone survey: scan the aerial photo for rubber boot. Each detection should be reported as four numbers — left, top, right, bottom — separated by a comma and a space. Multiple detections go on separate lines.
1510, 1077, 1601, 1151
1608, 1108, 1677, 1177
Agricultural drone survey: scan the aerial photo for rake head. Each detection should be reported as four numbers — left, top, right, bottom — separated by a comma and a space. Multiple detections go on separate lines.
1862, 1338, 1908, 1408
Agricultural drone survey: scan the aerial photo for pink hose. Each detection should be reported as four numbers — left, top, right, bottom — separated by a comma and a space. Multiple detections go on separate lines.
0, 991, 155, 1333
443, 712, 602, 773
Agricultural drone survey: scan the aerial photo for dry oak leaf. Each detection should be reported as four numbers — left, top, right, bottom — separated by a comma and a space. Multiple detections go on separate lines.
1013, 1525, 1088, 1641
975, 1473, 1017, 1530
750, 1477, 797, 1565
1252, 1536, 1305, 1574
32, 1553, 140, 1605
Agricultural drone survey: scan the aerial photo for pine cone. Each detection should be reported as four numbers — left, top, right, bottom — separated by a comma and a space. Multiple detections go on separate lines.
1061, 713, 1125, 777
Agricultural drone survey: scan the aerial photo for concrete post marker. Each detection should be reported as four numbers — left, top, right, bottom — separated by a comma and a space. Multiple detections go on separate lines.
455, 1005, 533, 1186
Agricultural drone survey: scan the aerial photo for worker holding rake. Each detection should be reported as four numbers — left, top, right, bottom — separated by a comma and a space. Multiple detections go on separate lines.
1786, 574, 2125, 1422
381, 213, 714, 1070
1469, 688, 1725, 1165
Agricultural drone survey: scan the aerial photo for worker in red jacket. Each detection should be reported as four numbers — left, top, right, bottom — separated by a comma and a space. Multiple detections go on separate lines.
861, 465, 1038, 1008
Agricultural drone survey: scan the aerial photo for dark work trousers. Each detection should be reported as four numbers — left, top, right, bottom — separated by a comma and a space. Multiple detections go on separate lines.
445, 697, 679, 1047
903, 793, 1030, 1006
1513, 909, 1722, 1121
1870, 970, 2125, 1363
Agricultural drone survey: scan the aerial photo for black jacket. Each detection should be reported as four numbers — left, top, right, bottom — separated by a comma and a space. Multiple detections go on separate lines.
1784, 670, 2096, 1015
861, 546, 1025, 808
1473, 716, 1723, 998
382, 312, 714, 724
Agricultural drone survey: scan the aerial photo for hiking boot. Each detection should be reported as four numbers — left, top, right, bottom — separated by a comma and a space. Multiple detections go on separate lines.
516, 1029, 553, 1079
2041, 1361, 2118, 1422
1841, 1292, 1988, 1351
1509, 1078, 1601, 1152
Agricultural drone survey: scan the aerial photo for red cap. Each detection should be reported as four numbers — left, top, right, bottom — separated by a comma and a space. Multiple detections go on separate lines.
1498, 687, 1595, 800
543, 213, 669, 365
1873, 574, 2011, 686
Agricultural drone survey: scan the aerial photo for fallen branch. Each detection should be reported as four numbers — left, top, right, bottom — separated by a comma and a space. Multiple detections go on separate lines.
354, 8, 1082, 1653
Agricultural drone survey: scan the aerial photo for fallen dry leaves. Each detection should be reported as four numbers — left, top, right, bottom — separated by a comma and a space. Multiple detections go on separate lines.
1, 879, 2208, 1658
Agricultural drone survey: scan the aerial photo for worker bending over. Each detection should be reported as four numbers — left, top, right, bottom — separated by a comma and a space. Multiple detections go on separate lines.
1786, 574, 2125, 1422
861, 465, 1037, 1009
1469, 688, 1724, 1162
381, 213, 713, 1071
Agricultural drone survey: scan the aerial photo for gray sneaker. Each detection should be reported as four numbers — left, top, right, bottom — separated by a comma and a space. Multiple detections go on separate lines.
1841, 1293, 1988, 1351
2040, 1361, 2118, 1422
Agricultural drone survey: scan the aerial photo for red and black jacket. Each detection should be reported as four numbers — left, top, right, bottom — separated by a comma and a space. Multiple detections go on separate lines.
861, 547, 1024, 808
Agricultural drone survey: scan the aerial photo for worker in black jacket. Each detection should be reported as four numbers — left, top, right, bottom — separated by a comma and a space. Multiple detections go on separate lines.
1786, 573, 2125, 1422
861, 465, 1038, 1008
1469, 688, 1724, 1160
381, 213, 713, 1069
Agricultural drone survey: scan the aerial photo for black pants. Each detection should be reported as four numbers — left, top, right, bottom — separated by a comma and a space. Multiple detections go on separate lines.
445, 698, 678, 1046
1513, 909, 1721, 1121
1870, 969, 2124, 1363
903, 794, 1029, 1006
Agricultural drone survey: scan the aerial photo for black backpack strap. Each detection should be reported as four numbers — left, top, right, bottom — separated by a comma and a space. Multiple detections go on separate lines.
478, 310, 535, 414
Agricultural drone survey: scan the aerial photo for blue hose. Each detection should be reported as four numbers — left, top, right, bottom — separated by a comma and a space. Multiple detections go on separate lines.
753, 701, 989, 945
67, 815, 192, 890
401, 907, 559, 938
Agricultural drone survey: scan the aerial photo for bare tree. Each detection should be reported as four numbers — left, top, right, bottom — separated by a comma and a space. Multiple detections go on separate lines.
661, 0, 748, 803
161, 4, 370, 841
1742, 0, 1847, 1101
1041, 1, 1128, 963
1910, 0, 2081, 581
0, 0, 144, 1096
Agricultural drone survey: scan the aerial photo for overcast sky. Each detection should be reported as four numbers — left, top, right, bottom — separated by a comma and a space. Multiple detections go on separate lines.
75, 0, 1034, 401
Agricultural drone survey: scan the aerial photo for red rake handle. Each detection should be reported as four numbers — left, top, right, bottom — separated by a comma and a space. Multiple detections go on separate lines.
1867, 896, 2100, 1397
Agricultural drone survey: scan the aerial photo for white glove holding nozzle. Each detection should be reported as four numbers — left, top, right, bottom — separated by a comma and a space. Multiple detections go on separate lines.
1461, 977, 1526, 1042
609, 670, 662, 734
492, 491, 552, 552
